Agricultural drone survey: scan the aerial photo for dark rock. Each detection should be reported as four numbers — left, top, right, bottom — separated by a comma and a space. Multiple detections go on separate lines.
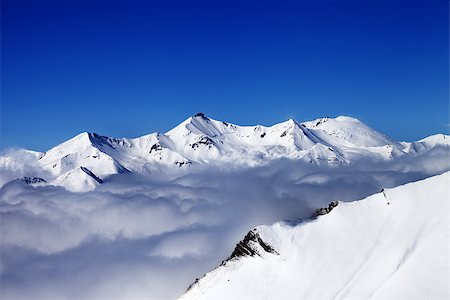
314, 118, 330, 127
228, 230, 278, 260
194, 113, 209, 121
174, 161, 192, 167
191, 136, 215, 149
184, 228, 278, 294
315, 207, 329, 216
80, 167, 103, 184
186, 278, 200, 293
19, 177, 46, 185
314, 201, 339, 217
149, 143, 163, 153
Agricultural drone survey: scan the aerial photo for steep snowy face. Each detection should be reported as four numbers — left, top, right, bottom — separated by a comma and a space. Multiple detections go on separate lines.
37, 132, 127, 180
181, 172, 449, 300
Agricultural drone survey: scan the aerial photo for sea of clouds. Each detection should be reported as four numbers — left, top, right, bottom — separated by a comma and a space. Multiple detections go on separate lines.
1, 146, 449, 300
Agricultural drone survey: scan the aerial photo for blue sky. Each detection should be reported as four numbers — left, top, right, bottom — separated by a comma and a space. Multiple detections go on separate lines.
1, 0, 448, 151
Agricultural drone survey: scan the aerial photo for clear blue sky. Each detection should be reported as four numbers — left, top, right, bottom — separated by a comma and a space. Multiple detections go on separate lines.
1, 0, 448, 151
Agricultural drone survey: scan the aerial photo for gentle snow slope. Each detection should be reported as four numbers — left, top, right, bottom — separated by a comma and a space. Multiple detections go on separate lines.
181, 172, 449, 300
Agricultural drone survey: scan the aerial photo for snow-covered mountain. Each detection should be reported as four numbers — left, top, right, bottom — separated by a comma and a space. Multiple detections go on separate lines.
180, 171, 449, 300
1, 113, 449, 191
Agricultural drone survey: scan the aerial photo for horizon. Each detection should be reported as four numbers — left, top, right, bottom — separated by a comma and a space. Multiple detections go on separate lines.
1, 0, 449, 151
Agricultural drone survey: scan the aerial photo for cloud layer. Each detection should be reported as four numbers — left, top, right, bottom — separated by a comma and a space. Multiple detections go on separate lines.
1, 146, 449, 300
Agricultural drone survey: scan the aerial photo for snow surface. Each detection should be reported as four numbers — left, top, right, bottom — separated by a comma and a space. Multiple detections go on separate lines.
181, 172, 450, 300
1, 114, 449, 192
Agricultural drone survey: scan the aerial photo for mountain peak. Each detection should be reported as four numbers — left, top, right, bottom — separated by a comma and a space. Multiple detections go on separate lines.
194, 112, 208, 119
271, 118, 299, 129
334, 116, 362, 123
191, 112, 212, 123
167, 113, 222, 139
50, 131, 93, 151
285, 118, 297, 125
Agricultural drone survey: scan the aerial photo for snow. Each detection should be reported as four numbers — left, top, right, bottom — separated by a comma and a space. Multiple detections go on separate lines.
181, 172, 449, 300
52, 167, 102, 192
38, 132, 125, 177
419, 133, 449, 144
2, 114, 448, 192
302, 116, 397, 147
401, 133, 450, 154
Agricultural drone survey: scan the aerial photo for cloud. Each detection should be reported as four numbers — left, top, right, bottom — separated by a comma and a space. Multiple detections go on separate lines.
0, 148, 52, 187
1, 148, 450, 300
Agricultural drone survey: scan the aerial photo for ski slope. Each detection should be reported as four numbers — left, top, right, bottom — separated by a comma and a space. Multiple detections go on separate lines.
181, 172, 450, 300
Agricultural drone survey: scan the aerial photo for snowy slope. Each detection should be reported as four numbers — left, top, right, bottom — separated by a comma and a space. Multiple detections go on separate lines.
180, 172, 449, 300
166, 114, 344, 165
401, 133, 450, 154
1, 114, 449, 191
38, 132, 127, 176
302, 116, 398, 147
302, 116, 408, 160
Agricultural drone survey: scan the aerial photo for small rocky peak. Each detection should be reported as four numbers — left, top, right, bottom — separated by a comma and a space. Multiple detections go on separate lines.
194, 112, 209, 121
184, 228, 279, 294
314, 200, 339, 217
227, 229, 278, 261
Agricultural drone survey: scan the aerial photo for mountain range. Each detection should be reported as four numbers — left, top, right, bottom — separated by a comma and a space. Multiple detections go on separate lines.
1, 113, 448, 191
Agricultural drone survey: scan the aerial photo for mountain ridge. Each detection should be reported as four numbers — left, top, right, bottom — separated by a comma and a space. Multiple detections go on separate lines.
180, 171, 450, 300
1, 113, 449, 191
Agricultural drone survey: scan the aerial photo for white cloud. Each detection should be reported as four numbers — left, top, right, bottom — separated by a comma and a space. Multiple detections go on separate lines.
1, 149, 450, 300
